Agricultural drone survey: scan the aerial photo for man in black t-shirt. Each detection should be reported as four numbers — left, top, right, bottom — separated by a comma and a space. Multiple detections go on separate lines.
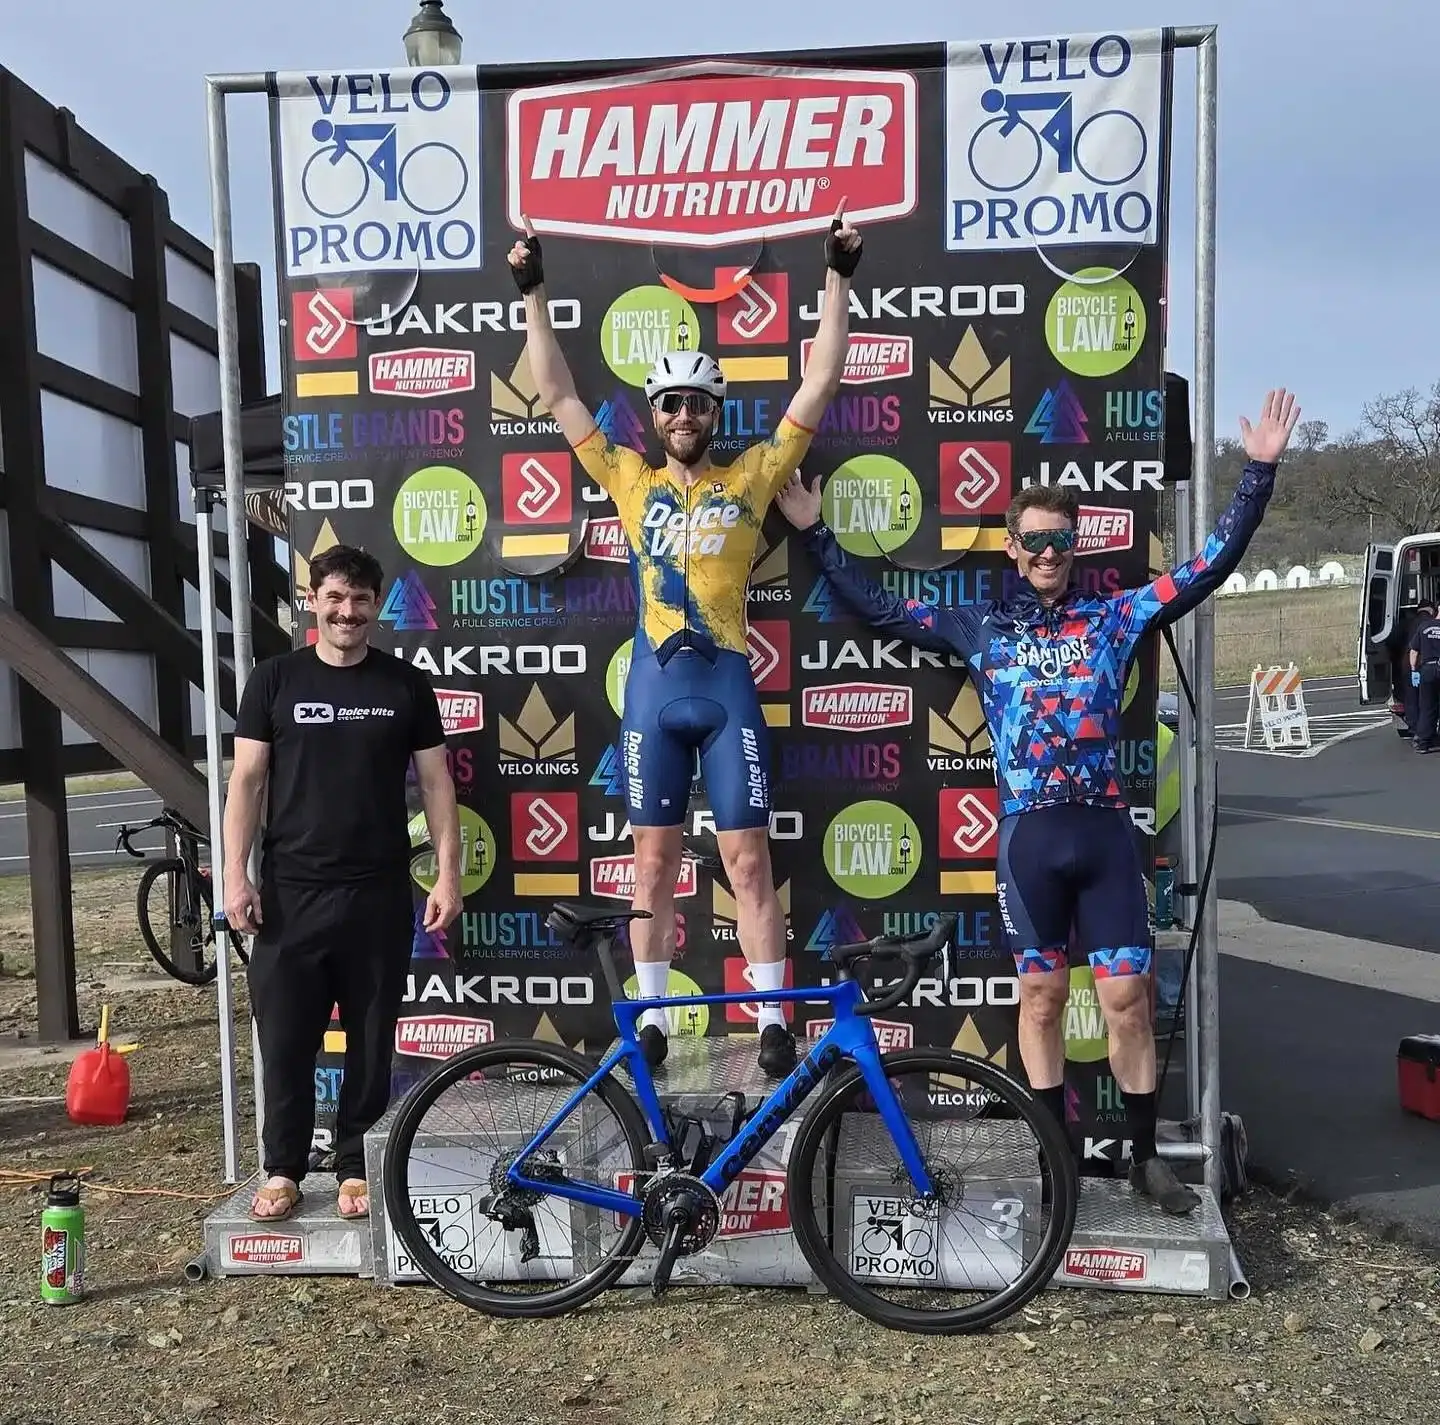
223, 545, 461, 1223
1408, 603, 1440, 752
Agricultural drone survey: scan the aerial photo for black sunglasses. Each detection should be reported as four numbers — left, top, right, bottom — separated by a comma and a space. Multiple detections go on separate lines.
653, 392, 717, 417
1016, 528, 1077, 554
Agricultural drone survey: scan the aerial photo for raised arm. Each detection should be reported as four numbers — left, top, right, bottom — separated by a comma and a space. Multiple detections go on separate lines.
1113, 389, 1300, 646
776, 472, 982, 660
783, 202, 862, 433
507, 219, 600, 452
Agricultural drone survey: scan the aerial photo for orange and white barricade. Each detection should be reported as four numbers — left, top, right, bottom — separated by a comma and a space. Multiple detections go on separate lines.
1244, 663, 1310, 749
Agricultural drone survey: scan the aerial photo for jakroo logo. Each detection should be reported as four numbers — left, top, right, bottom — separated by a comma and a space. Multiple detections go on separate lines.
498, 684, 575, 762
928, 328, 1011, 420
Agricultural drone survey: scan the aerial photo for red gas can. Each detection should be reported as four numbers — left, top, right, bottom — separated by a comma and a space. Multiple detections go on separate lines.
1397, 1035, 1440, 1122
66, 1007, 131, 1127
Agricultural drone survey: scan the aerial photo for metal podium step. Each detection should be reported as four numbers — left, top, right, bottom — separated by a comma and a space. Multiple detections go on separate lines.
203, 1180, 374, 1277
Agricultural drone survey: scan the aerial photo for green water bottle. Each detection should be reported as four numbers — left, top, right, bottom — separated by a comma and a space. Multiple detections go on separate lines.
40, 1173, 86, 1305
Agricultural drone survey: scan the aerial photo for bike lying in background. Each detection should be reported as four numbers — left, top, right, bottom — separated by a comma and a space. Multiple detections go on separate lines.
384, 903, 1079, 1335
116, 807, 246, 986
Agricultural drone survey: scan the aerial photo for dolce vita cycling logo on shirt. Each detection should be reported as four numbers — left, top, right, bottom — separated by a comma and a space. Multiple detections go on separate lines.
643, 492, 743, 559
824, 800, 921, 898
392, 466, 486, 566
292, 701, 397, 724
602, 286, 700, 388
409, 806, 496, 897
1045, 267, 1146, 377
822, 455, 924, 558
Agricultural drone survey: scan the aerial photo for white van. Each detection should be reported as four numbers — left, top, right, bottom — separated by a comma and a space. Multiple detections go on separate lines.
1357, 534, 1440, 734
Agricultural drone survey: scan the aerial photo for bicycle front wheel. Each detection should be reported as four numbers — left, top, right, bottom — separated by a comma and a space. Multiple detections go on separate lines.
382, 1041, 651, 1317
787, 1048, 1078, 1335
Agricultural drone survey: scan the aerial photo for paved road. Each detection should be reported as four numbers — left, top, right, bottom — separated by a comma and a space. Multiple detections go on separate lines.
0, 787, 166, 872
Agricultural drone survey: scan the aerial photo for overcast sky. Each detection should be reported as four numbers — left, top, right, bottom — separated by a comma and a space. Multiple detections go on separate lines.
6, 0, 1432, 441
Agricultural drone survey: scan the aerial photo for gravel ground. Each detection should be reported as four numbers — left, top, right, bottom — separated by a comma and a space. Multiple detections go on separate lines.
1, 870, 1438, 1425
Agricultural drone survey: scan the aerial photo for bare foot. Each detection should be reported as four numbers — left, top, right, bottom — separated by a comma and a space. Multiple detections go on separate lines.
249, 1175, 299, 1219
338, 1178, 369, 1218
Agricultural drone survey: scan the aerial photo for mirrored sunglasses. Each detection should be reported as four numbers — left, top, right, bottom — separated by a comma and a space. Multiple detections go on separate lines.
1017, 528, 1077, 555
654, 392, 717, 417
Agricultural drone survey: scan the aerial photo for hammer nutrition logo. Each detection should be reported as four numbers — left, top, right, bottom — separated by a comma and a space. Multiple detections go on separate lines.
394, 1015, 495, 1059
274, 67, 482, 276
802, 683, 912, 732
369, 348, 475, 398
505, 61, 917, 246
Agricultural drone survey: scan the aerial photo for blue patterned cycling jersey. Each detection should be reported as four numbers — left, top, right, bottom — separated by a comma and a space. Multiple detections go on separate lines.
802, 461, 1277, 819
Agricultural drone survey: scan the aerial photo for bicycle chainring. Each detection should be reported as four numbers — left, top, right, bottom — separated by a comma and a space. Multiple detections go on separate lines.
641, 1172, 720, 1254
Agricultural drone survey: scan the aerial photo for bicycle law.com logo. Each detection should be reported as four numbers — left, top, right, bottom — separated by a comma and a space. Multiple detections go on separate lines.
943, 31, 1165, 252
274, 67, 483, 276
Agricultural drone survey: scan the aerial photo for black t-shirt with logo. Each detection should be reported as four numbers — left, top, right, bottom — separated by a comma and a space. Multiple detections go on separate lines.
1410, 616, 1440, 668
234, 647, 445, 883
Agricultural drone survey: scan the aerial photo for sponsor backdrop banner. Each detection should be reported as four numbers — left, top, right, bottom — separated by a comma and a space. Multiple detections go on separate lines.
269, 31, 1174, 1169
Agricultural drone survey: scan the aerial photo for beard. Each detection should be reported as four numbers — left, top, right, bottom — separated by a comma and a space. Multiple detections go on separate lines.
659, 424, 713, 465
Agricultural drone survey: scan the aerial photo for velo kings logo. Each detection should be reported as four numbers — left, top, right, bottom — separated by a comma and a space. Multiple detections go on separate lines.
943, 30, 1165, 252
273, 67, 482, 276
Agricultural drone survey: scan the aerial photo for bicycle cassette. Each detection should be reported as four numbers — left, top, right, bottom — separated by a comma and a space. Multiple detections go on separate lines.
640, 1172, 720, 1255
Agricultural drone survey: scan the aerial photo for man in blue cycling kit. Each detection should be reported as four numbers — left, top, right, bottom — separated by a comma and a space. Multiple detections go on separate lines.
507, 208, 861, 1077
778, 389, 1301, 1213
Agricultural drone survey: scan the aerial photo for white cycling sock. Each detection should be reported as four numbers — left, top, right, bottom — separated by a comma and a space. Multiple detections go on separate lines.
634, 959, 671, 1035
747, 958, 788, 1034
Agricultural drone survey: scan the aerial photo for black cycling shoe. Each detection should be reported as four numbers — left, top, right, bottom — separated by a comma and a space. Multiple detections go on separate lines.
756, 1024, 798, 1079
1128, 1155, 1201, 1215
638, 1025, 668, 1070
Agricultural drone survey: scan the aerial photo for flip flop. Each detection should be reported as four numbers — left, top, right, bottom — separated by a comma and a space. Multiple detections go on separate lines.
337, 1178, 370, 1220
248, 1182, 303, 1223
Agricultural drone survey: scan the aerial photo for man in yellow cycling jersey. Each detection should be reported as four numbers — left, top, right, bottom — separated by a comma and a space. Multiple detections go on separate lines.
508, 207, 861, 1077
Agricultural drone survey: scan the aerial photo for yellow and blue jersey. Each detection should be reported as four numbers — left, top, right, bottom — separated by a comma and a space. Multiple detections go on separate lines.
570, 413, 814, 655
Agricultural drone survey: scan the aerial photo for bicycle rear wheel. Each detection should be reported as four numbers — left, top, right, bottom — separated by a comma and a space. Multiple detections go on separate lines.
136, 860, 247, 986
382, 1041, 650, 1317
787, 1048, 1077, 1334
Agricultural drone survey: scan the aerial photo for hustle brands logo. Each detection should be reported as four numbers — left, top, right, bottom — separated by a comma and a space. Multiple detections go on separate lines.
811, 393, 902, 452
449, 575, 562, 630
435, 688, 483, 735
1104, 388, 1163, 442
746, 620, 790, 693
824, 800, 920, 898
585, 516, 629, 564
501, 452, 572, 524
806, 905, 866, 959
378, 570, 437, 631
275, 67, 482, 276
595, 388, 647, 452
724, 957, 794, 1025
1046, 268, 1147, 377
510, 792, 579, 862
282, 408, 465, 463
802, 682, 912, 732
928, 327, 1012, 425
781, 737, 901, 788
394, 1015, 495, 1059
713, 880, 792, 944
939, 787, 1000, 860
602, 285, 700, 387
802, 331, 912, 385
939, 441, 1011, 517
505, 64, 918, 246
292, 288, 356, 360
749, 534, 790, 604
1024, 380, 1089, 444
490, 348, 560, 436
392, 466, 485, 566
369, 348, 474, 398
592, 854, 699, 901
822, 455, 923, 557
410, 806, 496, 897
1075, 504, 1133, 555
498, 684, 578, 775
928, 685, 994, 773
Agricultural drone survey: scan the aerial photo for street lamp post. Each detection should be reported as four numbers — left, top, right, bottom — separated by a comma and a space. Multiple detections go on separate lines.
404, 0, 463, 66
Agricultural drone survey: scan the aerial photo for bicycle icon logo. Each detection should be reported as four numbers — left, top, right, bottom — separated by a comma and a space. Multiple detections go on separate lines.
302, 118, 470, 220
967, 88, 1147, 195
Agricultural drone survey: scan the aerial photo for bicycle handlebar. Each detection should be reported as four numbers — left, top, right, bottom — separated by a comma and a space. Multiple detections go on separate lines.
114, 807, 207, 859
829, 912, 959, 1017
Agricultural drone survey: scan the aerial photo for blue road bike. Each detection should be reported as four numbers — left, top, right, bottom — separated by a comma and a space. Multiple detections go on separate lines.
383, 902, 1077, 1334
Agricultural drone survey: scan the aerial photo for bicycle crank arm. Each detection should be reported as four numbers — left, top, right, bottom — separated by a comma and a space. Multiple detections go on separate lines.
650, 1212, 689, 1298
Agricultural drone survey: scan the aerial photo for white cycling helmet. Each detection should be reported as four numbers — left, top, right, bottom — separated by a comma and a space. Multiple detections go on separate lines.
643, 350, 726, 406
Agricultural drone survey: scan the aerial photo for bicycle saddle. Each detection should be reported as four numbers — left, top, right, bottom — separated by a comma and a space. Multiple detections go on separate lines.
546, 902, 654, 942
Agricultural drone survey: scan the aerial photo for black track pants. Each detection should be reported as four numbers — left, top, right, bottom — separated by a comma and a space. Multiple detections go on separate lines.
246, 875, 413, 1183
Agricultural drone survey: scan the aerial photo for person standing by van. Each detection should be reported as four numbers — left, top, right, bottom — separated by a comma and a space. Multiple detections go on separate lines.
1408, 603, 1440, 751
